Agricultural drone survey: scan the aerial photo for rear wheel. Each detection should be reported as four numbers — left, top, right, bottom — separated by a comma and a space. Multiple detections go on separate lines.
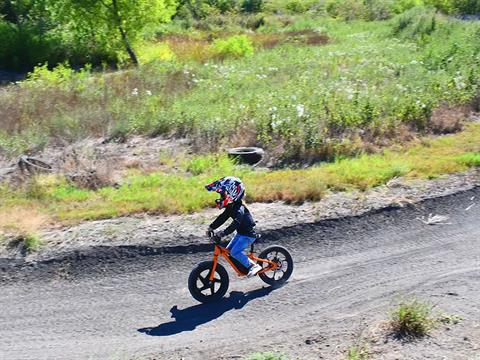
188, 261, 229, 303
257, 246, 293, 286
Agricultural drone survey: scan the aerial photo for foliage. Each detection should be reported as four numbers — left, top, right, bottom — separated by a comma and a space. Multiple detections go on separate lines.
346, 345, 369, 360
0, 0, 177, 70
326, 0, 368, 20
392, 0, 425, 13
244, 352, 287, 360
241, 0, 264, 13
44, 0, 178, 65
211, 34, 254, 58
457, 152, 480, 166
285, 0, 311, 14
1, 15, 480, 162
391, 6, 439, 40
22, 233, 42, 252
182, 154, 237, 175
425, 0, 480, 13
137, 42, 176, 64
0, 19, 62, 71
389, 298, 437, 338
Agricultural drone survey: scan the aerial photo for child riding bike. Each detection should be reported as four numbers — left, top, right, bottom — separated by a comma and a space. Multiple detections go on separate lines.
205, 176, 262, 278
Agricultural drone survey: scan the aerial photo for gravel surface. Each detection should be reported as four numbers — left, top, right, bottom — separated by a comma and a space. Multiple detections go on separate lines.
0, 186, 479, 360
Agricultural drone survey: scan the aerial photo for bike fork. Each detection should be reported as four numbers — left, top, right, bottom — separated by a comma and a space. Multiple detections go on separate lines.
209, 245, 221, 281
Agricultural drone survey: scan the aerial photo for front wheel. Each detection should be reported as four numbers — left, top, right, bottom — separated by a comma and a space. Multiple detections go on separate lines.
188, 261, 229, 303
257, 246, 294, 286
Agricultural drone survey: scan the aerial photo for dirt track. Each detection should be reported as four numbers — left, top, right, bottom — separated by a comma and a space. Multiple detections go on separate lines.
1, 187, 480, 359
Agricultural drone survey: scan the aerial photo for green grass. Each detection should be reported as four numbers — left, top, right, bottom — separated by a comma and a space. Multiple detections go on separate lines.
0, 123, 479, 229
389, 298, 436, 339
23, 233, 42, 252
244, 352, 286, 360
1, 9, 479, 162
346, 345, 369, 360
457, 152, 480, 167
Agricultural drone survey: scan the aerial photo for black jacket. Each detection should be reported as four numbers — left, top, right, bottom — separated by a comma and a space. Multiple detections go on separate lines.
209, 202, 256, 238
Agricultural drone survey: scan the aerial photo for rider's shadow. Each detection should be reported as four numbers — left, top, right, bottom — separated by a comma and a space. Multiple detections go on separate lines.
137, 287, 275, 337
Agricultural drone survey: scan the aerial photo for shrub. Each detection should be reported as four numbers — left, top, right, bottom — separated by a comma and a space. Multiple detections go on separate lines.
391, 6, 439, 40
393, 0, 425, 13
241, 0, 264, 13
365, 0, 395, 20
326, 0, 368, 20
389, 298, 436, 339
426, 0, 480, 14
137, 42, 175, 64
285, 0, 310, 13
452, 0, 480, 14
177, 0, 237, 19
211, 35, 254, 59
21, 62, 91, 90
424, 0, 456, 13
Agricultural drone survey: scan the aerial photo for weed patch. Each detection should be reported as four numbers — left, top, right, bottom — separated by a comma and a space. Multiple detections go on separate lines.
389, 298, 436, 339
244, 352, 286, 360
346, 345, 369, 360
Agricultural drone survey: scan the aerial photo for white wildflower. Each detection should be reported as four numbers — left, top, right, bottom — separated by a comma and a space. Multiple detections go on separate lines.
454, 76, 466, 90
131, 88, 138, 96
296, 104, 305, 118
145, 90, 152, 96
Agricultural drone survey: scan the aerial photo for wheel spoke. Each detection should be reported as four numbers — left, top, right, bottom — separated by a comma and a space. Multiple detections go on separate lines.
198, 275, 208, 286
199, 283, 209, 292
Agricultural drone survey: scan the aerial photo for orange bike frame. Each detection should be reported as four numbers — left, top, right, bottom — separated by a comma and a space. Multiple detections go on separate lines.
209, 244, 279, 281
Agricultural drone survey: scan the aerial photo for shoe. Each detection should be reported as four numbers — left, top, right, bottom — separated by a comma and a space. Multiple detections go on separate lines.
247, 264, 262, 278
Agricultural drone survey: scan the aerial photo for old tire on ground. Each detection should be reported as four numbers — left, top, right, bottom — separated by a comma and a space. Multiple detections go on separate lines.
228, 147, 264, 165
188, 261, 229, 303
257, 245, 294, 286
18, 156, 52, 173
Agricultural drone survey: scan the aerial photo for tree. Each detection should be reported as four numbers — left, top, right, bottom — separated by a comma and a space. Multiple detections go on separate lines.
45, 0, 177, 66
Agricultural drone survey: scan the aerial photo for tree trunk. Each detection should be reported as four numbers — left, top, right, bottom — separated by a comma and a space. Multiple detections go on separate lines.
111, 0, 139, 66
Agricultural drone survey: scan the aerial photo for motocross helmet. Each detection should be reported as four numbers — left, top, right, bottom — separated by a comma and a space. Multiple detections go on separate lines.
205, 176, 245, 209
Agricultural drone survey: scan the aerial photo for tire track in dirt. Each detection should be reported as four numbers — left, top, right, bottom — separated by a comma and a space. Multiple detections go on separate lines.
0, 188, 479, 359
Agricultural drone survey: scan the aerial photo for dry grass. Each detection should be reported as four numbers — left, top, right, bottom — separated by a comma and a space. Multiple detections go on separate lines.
57, 148, 118, 190
429, 104, 468, 134
165, 35, 211, 63
0, 205, 50, 238
250, 30, 328, 49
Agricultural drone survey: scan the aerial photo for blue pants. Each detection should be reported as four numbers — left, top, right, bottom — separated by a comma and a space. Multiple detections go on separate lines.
227, 234, 256, 269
